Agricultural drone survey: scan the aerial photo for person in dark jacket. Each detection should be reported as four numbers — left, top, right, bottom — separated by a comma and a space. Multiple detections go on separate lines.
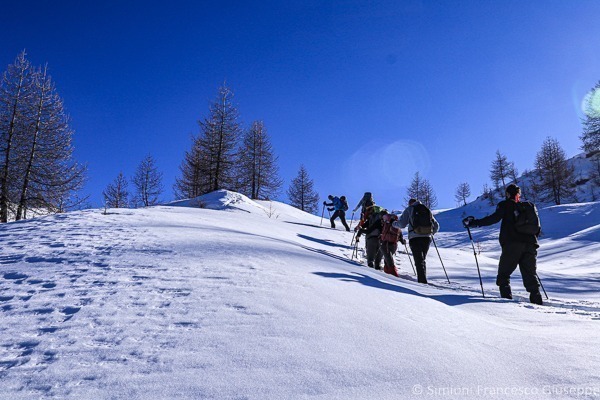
393, 199, 439, 284
355, 205, 385, 269
463, 184, 543, 305
324, 195, 350, 231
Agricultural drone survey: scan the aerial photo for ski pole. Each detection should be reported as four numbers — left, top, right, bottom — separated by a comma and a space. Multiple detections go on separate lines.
320, 204, 325, 226
352, 237, 359, 260
431, 236, 450, 283
349, 211, 355, 230
466, 226, 485, 297
536, 273, 549, 300
403, 241, 416, 276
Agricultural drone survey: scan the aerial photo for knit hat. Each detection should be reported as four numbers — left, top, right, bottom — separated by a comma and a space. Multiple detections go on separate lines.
506, 184, 521, 197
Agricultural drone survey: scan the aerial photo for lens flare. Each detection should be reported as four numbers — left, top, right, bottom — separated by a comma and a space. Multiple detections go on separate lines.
343, 139, 431, 193
582, 87, 600, 118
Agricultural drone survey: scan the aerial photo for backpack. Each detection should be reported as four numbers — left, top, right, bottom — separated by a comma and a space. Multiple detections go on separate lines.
410, 203, 433, 235
363, 206, 386, 238
341, 198, 349, 211
514, 201, 541, 236
380, 213, 402, 243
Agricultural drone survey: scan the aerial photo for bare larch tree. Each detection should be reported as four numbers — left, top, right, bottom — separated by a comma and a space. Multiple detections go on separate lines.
287, 164, 319, 214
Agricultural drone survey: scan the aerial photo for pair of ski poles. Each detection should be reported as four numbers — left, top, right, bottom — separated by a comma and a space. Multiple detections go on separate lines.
320, 204, 332, 226
350, 230, 449, 284
402, 235, 450, 283
465, 226, 548, 300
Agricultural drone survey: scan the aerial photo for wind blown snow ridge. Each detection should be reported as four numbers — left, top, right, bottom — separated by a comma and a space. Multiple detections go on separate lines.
0, 196, 598, 399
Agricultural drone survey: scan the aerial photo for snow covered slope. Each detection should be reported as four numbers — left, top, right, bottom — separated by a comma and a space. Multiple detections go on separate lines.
0, 191, 598, 399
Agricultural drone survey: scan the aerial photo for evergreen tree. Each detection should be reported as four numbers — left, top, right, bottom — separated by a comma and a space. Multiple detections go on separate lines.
0, 51, 34, 222
580, 80, 600, 153
103, 172, 129, 208
237, 120, 282, 200
198, 84, 241, 192
534, 137, 575, 205
287, 165, 319, 214
454, 182, 471, 206
132, 154, 163, 207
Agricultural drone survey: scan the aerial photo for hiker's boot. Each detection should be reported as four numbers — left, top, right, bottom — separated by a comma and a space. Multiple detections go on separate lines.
530, 290, 543, 305
499, 285, 513, 300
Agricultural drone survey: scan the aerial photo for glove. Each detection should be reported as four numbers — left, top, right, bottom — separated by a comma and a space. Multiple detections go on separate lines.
355, 235, 360, 243
323, 201, 327, 205
462, 216, 476, 228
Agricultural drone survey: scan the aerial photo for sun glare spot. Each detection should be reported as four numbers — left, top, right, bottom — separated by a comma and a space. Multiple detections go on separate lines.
582, 88, 600, 118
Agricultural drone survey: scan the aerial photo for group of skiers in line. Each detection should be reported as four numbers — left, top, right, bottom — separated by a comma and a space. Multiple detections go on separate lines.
324, 184, 544, 305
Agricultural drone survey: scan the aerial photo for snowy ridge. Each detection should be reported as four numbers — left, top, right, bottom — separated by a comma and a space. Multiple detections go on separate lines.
167, 190, 271, 214
0, 194, 599, 399
472, 151, 600, 206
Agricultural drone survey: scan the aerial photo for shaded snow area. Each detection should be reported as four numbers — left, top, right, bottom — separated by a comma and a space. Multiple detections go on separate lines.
1, 190, 599, 399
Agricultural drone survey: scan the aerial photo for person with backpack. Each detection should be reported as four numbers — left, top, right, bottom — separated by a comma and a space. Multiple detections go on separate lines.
353, 192, 374, 218
462, 184, 543, 305
393, 199, 439, 284
355, 204, 385, 269
323, 195, 350, 231
380, 212, 406, 277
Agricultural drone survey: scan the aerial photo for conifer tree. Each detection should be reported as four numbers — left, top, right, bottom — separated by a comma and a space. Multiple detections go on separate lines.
14, 64, 86, 220
421, 179, 438, 209
132, 155, 163, 207
455, 182, 471, 206
287, 165, 319, 214
0, 52, 86, 221
198, 84, 241, 192
580, 80, 600, 153
405, 172, 437, 209
0, 51, 34, 222
489, 150, 515, 192
103, 172, 129, 208
534, 137, 575, 205
237, 121, 282, 200
174, 136, 211, 199
405, 172, 424, 204
174, 84, 242, 198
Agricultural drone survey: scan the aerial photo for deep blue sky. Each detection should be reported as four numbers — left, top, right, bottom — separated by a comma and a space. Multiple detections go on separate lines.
2, 0, 599, 211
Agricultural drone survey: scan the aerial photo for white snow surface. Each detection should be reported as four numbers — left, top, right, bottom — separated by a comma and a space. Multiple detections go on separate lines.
1, 190, 599, 399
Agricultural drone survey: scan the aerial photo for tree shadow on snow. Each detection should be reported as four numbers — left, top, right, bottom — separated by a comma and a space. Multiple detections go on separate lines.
313, 272, 491, 306
300, 246, 362, 267
297, 234, 352, 250
284, 221, 337, 230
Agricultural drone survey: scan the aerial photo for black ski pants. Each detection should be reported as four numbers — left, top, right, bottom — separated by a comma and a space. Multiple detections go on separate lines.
380, 241, 398, 270
409, 237, 431, 284
330, 210, 350, 231
497, 242, 540, 293
365, 236, 383, 269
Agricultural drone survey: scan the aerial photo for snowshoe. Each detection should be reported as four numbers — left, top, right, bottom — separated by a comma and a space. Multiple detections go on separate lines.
530, 291, 543, 305
499, 285, 513, 300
